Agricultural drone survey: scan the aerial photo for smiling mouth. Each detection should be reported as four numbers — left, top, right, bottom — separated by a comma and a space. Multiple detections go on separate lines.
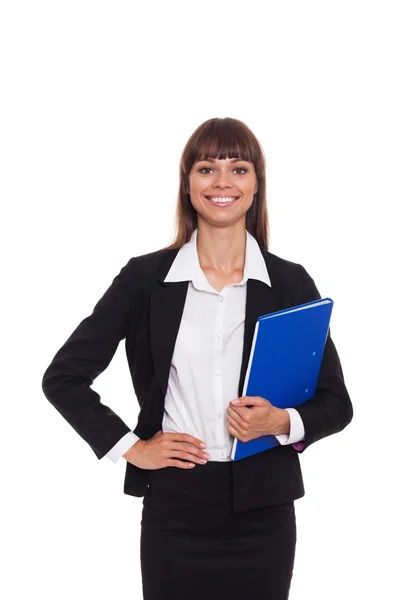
205, 195, 239, 206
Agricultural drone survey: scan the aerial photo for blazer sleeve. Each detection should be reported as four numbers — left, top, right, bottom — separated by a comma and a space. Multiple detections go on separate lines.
41, 257, 139, 460
291, 264, 354, 453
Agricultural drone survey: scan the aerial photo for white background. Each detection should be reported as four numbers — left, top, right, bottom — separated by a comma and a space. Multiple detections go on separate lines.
1, 1, 400, 598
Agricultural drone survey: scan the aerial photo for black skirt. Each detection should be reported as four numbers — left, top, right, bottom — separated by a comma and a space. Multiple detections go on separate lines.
140, 460, 297, 600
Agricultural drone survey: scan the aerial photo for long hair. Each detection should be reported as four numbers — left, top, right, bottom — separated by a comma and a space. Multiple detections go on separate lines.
162, 117, 270, 251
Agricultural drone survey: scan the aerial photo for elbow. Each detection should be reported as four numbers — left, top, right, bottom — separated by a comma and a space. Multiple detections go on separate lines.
41, 366, 59, 405
340, 393, 354, 432
346, 401, 354, 427
42, 375, 55, 406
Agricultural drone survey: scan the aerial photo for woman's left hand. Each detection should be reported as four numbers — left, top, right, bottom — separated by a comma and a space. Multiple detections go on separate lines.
226, 396, 285, 442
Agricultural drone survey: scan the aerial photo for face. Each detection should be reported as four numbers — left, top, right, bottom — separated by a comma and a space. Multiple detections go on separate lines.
188, 156, 258, 227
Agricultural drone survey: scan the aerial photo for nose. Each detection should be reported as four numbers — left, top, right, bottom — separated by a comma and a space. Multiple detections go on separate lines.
213, 170, 232, 189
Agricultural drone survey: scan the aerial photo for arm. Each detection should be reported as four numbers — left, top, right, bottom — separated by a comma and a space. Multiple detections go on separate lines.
290, 264, 354, 453
106, 431, 142, 463
41, 257, 139, 459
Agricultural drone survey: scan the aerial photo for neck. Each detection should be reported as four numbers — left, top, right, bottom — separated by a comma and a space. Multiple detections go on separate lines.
195, 222, 247, 274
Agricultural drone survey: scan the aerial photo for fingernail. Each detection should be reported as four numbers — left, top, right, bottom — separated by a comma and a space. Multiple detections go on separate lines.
200, 442, 206, 448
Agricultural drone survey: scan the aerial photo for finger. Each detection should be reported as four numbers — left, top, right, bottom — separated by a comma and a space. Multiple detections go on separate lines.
227, 406, 242, 423
172, 442, 210, 460
227, 413, 247, 436
163, 436, 209, 460
168, 459, 196, 468
227, 408, 247, 430
166, 448, 208, 465
227, 423, 244, 441
166, 432, 206, 450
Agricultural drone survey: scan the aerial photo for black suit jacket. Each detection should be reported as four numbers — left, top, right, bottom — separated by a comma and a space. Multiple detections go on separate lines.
42, 243, 353, 513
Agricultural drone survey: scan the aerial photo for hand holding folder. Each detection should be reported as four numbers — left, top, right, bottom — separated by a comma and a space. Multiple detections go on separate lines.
230, 298, 334, 461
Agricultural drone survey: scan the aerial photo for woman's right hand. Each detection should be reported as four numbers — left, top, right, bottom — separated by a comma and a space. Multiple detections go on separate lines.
123, 430, 210, 470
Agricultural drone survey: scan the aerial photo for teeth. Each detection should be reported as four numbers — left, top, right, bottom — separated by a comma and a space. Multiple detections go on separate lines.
207, 196, 237, 203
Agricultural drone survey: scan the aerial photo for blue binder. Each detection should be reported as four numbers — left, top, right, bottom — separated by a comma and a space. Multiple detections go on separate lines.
230, 298, 334, 461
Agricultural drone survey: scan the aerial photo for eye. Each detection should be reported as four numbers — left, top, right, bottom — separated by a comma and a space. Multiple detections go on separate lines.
198, 167, 248, 175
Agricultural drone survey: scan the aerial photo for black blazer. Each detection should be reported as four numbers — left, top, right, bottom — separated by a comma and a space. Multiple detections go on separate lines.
42, 243, 353, 513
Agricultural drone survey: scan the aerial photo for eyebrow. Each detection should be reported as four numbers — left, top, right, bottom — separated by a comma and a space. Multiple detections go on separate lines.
197, 157, 249, 163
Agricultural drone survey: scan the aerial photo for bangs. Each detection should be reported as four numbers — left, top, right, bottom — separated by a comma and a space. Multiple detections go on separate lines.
186, 118, 259, 169
166, 117, 268, 251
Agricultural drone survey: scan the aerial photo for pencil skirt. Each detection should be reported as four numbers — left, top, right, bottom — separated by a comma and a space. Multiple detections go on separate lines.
140, 460, 297, 600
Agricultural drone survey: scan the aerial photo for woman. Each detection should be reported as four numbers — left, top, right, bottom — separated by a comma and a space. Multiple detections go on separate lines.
42, 117, 353, 600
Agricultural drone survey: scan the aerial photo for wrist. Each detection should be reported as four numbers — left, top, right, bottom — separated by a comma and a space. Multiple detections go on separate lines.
123, 439, 144, 462
271, 408, 290, 436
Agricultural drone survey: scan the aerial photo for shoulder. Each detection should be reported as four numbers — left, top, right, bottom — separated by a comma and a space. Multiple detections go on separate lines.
122, 246, 316, 292
119, 247, 179, 286
261, 249, 319, 300
261, 249, 305, 284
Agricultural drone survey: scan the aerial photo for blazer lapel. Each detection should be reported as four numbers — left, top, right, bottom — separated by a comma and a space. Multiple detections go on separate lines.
150, 250, 189, 401
150, 248, 284, 404
237, 277, 280, 397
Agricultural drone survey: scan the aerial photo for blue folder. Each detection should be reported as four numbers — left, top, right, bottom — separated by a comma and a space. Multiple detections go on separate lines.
230, 298, 334, 461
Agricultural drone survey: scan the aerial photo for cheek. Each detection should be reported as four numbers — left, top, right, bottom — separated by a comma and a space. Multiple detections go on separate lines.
246, 179, 257, 194
188, 173, 202, 190
242, 195, 255, 211
188, 184, 204, 202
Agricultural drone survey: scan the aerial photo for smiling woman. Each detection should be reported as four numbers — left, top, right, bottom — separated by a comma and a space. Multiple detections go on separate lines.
192, 159, 255, 226
163, 116, 269, 253
42, 116, 353, 600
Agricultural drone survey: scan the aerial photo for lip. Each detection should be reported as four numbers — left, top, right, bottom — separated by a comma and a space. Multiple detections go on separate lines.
205, 195, 239, 207
205, 195, 239, 199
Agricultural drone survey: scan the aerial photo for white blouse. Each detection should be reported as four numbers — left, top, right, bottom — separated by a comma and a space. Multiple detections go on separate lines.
106, 228, 305, 462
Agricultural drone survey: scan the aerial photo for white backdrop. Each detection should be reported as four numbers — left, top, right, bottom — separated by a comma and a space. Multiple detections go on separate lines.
1, 1, 400, 598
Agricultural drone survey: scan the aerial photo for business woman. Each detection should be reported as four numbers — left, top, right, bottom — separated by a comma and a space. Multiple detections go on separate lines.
42, 117, 353, 600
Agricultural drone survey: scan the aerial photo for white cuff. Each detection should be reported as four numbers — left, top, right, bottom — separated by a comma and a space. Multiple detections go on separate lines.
105, 431, 141, 462
275, 408, 306, 445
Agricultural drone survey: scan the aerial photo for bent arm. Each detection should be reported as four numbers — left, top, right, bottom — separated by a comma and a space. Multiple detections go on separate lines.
41, 257, 139, 459
291, 264, 354, 453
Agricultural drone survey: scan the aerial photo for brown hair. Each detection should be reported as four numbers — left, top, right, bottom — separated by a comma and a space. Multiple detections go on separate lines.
162, 117, 270, 251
